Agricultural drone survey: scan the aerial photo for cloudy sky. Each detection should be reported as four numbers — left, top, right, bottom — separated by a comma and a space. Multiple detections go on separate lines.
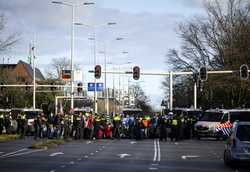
0, 0, 208, 110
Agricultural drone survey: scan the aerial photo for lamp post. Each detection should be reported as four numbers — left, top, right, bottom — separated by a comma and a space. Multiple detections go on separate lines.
75, 22, 116, 114
51, 1, 94, 112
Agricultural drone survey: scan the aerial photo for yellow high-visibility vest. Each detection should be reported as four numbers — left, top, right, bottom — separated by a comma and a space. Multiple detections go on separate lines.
114, 116, 120, 121
172, 119, 178, 126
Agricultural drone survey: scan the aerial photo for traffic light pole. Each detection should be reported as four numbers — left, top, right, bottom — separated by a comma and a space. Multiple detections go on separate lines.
194, 81, 197, 109
96, 69, 248, 111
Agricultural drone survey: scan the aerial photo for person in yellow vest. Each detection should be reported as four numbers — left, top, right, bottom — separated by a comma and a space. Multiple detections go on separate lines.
0, 113, 4, 135
113, 114, 121, 139
171, 114, 178, 141
20, 112, 27, 138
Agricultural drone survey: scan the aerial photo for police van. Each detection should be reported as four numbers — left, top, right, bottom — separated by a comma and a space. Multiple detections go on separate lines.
194, 109, 250, 140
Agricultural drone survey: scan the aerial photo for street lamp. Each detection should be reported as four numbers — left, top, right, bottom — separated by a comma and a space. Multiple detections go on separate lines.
51, 1, 94, 112
75, 21, 116, 114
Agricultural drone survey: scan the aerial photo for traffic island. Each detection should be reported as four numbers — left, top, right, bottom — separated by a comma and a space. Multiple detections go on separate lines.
30, 139, 67, 149
0, 134, 21, 142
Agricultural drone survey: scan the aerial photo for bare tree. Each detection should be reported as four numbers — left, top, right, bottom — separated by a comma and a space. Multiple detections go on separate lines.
0, 14, 19, 52
46, 57, 81, 79
167, 0, 250, 71
164, 0, 250, 108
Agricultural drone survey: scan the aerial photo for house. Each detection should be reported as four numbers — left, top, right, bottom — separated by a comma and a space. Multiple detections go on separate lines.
0, 60, 45, 83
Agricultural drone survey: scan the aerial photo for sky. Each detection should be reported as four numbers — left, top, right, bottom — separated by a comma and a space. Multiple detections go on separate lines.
0, 0, 208, 110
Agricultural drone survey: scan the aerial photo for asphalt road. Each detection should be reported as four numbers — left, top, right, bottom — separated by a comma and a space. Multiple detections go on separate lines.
0, 138, 249, 172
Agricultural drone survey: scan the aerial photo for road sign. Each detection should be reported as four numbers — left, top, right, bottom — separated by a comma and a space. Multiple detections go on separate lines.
96, 83, 104, 91
87, 82, 103, 92
61, 70, 71, 80
88, 82, 95, 91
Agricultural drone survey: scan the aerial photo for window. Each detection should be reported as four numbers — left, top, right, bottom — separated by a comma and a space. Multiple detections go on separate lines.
236, 125, 250, 141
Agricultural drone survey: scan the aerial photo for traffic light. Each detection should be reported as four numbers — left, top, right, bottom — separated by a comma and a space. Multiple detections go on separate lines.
240, 64, 249, 80
199, 67, 207, 81
94, 65, 101, 79
133, 66, 140, 80
77, 82, 83, 93
0, 82, 4, 91
25, 82, 30, 91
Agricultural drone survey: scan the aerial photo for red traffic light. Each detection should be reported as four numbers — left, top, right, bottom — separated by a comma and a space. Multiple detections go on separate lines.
133, 66, 140, 80
95, 65, 101, 79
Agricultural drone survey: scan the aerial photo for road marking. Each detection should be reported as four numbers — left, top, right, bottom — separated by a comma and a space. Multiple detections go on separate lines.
181, 155, 200, 160
157, 140, 161, 162
49, 152, 64, 157
84, 155, 89, 158
151, 163, 159, 166
118, 153, 131, 158
50, 170, 55, 172
96, 150, 99, 153
0, 152, 4, 154
153, 140, 157, 162
149, 167, 158, 170
90, 153, 94, 156
153, 139, 161, 162
69, 161, 75, 165
1, 149, 45, 158
77, 158, 82, 161
130, 141, 137, 144
60, 165, 66, 168
0, 148, 28, 158
174, 142, 179, 145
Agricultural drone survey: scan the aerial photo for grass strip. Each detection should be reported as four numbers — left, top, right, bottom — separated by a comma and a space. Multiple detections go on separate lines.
30, 139, 66, 149
0, 134, 20, 142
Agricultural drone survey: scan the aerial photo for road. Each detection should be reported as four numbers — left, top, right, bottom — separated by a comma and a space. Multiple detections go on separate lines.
0, 138, 249, 172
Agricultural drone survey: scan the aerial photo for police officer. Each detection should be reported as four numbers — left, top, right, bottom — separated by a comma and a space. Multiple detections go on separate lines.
62, 114, 69, 139
4, 113, 11, 134
113, 114, 121, 139
171, 115, 178, 141
0, 112, 4, 134
20, 112, 27, 138
34, 114, 41, 140
158, 115, 167, 141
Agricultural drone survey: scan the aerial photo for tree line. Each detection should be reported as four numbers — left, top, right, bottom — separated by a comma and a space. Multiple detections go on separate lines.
163, 0, 250, 109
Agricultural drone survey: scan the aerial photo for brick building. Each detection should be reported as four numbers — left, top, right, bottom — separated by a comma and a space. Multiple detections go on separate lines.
0, 60, 45, 83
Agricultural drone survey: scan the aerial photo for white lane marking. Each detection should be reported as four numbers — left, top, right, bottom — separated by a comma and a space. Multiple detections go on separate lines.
96, 150, 99, 153
181, 155, 200, 160
118, 153, 131, 158
69, 161, 75, 165
84, 155, 89, 158
60, 165, 66, 168
151, 163, 159, 166
153, 140, 157, 162
90, 153, 94, 156
1, 149, 45, 158
130, 141, 137, 144
174, 142, 179, 145
149, 167, 158, 170
157, 140, 161, 162
49, 152, 64, 157
50, 170, 55, 172
0, 148, 28, 158
77, 158, 82, 161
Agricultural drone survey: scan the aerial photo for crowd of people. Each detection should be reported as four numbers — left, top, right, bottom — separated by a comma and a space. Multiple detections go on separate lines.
0, 110, 199, 141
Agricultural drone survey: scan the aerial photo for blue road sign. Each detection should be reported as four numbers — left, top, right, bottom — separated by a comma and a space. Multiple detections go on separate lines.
96, 83, 104, 92
88, 82, 95, 91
